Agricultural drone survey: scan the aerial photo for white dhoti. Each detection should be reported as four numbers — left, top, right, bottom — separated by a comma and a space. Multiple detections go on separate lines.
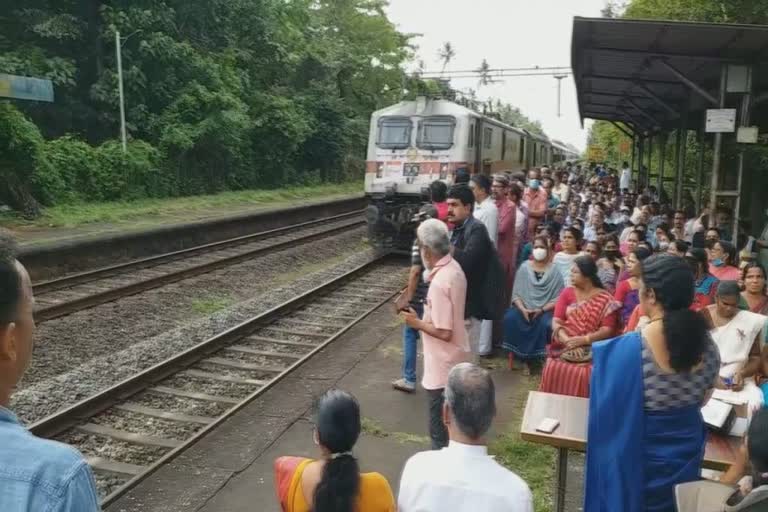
711, 310, 767, 413
467, 317, 492, 358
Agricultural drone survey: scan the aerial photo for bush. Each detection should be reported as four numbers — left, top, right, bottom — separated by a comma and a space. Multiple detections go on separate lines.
94, 140, 165, 200
41, 136, 98, 202
0, 102, 47, 216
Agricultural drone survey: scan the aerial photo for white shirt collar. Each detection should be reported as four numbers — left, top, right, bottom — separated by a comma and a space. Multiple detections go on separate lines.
447, 440, 488, 456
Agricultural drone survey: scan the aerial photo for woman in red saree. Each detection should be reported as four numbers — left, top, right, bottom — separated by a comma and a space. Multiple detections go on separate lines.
540, 255, 621, 398
274, 390, 395, 512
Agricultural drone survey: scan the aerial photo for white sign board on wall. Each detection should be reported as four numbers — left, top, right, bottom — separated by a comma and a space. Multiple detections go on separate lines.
705, 109, 737, 133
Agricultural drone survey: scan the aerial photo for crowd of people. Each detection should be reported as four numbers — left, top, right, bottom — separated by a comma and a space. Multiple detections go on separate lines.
4, 160, 768, 511
380, 161, 768, 510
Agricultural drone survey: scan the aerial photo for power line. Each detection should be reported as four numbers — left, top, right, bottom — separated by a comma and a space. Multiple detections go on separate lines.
419, 65, 571, 76
416, 71, 573, 79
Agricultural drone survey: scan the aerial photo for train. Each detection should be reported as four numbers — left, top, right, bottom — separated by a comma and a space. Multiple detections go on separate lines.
364, 96, 580, 250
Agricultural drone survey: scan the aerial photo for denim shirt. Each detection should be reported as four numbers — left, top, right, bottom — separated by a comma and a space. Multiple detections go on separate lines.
0, 406, 100, 512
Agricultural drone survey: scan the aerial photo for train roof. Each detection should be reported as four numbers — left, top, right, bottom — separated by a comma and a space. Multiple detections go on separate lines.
372, 97, 577, 149
372, 98, 529, 136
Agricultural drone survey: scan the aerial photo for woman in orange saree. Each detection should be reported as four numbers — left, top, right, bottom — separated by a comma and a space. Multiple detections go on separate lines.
274, 390, 395, 512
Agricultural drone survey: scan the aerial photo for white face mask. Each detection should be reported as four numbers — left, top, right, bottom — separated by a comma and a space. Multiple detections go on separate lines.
532, 248, 548, 261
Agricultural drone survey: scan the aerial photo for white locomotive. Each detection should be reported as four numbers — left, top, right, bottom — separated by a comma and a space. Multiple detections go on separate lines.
364, 96, 577, 250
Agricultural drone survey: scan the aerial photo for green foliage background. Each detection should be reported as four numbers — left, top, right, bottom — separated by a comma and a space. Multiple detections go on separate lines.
0, 0, 422, 216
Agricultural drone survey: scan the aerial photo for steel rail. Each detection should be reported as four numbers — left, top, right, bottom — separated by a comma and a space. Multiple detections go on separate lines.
34, 213, 364, 322
28, 255, 403, 507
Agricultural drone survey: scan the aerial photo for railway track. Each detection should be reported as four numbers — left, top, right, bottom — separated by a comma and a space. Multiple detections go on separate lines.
29, 256, 405, 506
32, 212, 364, 322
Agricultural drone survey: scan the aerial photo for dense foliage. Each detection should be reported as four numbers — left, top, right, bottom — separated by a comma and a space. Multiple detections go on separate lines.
0, 0, 418, 215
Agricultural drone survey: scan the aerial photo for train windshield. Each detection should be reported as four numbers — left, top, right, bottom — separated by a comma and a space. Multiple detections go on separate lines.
417, 116, 455, 150
376, 117, 412, 149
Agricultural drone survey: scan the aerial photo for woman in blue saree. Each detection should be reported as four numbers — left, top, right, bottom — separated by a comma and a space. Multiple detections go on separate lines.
585, 254, 721, 511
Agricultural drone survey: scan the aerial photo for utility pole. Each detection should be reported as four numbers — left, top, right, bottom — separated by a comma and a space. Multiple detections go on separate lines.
554, 74, 568, 117
115, 30, 127, 154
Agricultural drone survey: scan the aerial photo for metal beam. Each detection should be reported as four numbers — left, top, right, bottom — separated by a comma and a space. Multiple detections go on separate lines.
583, 74, 685, 86
656, 59, 718, 105
583, 46, 743, 62
619, 109, 653, 132
624, 98, 663, 127
610, 121, 635, 138
585, 90, 656, 100
635, 83, 681, 117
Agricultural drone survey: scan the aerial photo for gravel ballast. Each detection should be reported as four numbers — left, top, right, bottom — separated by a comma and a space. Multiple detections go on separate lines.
14, 228, 377, 423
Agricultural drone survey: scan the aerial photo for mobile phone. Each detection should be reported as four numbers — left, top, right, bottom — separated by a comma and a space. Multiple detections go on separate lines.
536, 418, 560, 434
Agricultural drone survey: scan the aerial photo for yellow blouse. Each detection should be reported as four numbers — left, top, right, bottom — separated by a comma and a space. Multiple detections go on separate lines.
285, 459, 395, 512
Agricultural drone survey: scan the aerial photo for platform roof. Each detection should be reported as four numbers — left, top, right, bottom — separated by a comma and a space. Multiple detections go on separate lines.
572, 17, 768, 132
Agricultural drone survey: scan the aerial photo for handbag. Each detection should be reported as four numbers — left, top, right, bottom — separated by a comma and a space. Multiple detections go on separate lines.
560, 346, 593, 363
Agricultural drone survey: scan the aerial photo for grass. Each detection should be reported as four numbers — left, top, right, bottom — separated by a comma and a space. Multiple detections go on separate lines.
489, 374, 556, 511
361, 417, 431, 446
190, 294, 234, 315
1, 181, 361, 230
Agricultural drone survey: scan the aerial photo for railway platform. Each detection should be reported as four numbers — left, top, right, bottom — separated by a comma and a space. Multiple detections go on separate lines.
104, 300, 583, 512
14, 195, 364, 281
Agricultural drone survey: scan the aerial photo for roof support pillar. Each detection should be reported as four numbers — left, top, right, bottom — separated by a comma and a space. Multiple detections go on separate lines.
710, 64, 728, 221
657, 133, 666, 197
635, 83, 680, 118
646, 134, 653, 192
733, 66, 753, 244
657, 59, 718, 106
674, 100, 689, 208
637, 136, 645, 190
695, 128, 706, 214
630, 134, 637, 188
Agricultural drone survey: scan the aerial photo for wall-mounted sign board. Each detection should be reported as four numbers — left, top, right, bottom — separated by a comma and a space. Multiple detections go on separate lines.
0, 74, 54, 102
705, 109, 736, 133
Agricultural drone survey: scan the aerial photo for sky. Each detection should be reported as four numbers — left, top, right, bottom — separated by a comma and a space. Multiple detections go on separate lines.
385, 0, 608, 151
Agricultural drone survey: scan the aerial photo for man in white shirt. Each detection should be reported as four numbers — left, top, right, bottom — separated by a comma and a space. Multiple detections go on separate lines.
620, 161, 631, 193
398, 363, 534, 512
468, 174, 497, 357
469, 175, 498, 247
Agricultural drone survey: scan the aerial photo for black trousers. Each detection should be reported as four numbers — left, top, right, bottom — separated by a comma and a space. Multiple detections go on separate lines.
427, 388, 448, 450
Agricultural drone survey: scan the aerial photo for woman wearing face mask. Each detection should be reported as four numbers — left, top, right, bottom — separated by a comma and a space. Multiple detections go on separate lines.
615, 247, 653, 327
709, 240, 741, 281
654, 223, 673, 253
553, 227, 584, 286
504, 236, 564, 376
597, 235, 623, 293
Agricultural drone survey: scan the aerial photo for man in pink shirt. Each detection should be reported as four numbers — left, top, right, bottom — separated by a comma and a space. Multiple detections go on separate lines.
403, 218, 469, 449
523, 168, 548, 241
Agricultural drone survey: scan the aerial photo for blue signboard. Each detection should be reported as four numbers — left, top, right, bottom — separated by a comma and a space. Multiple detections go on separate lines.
0, 74, 54, 102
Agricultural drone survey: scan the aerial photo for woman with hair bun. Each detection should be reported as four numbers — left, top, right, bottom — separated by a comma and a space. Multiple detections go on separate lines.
274, 390, 395, 512
585, 254, 720, 511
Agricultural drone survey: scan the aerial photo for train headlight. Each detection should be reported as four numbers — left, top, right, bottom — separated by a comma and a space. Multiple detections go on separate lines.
439, 164, 448, 179
376, 163, 384, 178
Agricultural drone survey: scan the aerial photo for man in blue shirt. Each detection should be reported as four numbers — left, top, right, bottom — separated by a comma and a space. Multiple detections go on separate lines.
0, 232, 100, 512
